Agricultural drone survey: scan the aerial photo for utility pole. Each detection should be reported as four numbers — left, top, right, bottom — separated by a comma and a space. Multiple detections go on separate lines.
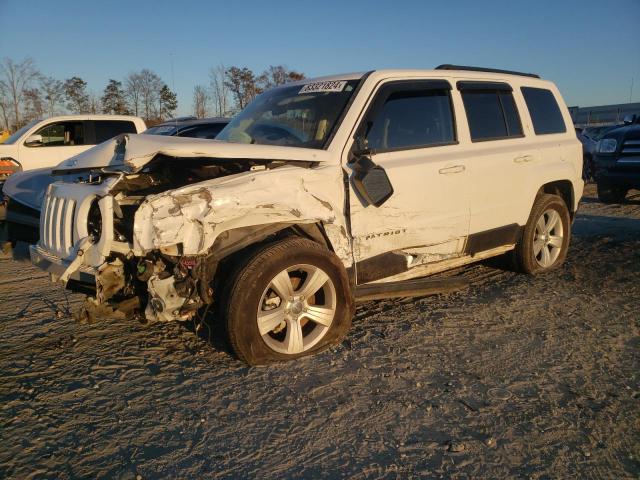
630, 77, 634, 103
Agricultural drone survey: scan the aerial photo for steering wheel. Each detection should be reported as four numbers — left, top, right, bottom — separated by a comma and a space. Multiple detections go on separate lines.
249, 123, 304, 144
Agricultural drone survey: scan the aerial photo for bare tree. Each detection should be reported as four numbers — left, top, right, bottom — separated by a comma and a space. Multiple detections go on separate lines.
40, 76, 65, 117
88, 91, 101, 114
258, 65, 305, 90
139, 69, 163, 121
0, 82, 12, 130
193, 85, 208, 118
209, 64, 230, 116
23, 88, 45, 120
0, 57, 40, 129
124, 72, 143, 116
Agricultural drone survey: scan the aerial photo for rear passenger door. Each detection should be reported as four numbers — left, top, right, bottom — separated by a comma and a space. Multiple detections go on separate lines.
457, 81, 538, 244
347, 79, 470, 282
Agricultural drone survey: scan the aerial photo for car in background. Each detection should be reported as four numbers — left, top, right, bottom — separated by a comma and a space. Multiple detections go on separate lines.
592, 114, 640, 203
143, 116, 229, 139
577, 124, 622, 181
0, 115, 146, 180
2, 116, 230, 245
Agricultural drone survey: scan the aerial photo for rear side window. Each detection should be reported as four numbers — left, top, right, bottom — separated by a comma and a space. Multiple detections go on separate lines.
521, 87, 566, 135
93, 120, 137, 143
459, 83, 523, 141
365, 89, 456, 151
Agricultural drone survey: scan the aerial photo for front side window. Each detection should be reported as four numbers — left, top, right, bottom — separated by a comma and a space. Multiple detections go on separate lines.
365, 88, 456, 152
31, 121, 84, 147
216, 79, 360, 149
461, 87, 523, 141
521, 87, 566, 135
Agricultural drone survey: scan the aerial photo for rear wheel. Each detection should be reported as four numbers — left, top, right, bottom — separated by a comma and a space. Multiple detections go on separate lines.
597, 182, 627, 204
223, 237, 354, 365
514, 193, 571, 274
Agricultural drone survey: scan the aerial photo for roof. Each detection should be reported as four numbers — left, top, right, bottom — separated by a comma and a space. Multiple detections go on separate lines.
283, 68, 551, 89
34, 114, 145, 122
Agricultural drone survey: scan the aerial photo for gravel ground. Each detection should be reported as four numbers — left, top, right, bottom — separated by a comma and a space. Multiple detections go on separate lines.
1, 184, 639, 479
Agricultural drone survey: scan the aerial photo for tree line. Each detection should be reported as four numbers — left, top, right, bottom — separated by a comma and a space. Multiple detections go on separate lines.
0, 57, 177, 131
0, 57, 305, 132
193, 64, 304, 118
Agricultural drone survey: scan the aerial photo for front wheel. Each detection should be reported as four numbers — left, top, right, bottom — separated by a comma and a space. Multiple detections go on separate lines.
514, 193, 571, 274
223, 237, 354, 365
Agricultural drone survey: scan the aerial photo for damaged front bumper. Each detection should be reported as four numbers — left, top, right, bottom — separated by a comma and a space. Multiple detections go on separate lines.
30, 243, 97, 285
32, 178, 205, 323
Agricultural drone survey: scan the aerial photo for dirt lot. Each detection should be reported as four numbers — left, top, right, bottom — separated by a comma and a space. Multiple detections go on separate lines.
1, 183, 639, 479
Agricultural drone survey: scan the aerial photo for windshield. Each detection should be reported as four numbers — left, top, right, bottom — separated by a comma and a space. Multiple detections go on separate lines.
3, 120, 40, 145
216, 79, 360, 149
143, 124, 178, 136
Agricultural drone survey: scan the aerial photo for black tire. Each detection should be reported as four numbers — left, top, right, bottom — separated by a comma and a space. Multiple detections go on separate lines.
582, 155, 593, 182
222, 237, 354, 365
597, 182, 627, 204
514, 193, 571, 274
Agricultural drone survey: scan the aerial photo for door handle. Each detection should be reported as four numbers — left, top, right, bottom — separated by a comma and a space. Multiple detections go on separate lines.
513, 155, 534, 163
438, 165, 465, 174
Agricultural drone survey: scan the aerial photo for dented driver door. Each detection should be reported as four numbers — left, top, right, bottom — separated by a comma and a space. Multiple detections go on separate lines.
346, 79, 470, 283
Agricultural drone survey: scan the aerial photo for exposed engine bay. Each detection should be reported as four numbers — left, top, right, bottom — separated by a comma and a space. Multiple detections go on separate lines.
72, 154, 308, 324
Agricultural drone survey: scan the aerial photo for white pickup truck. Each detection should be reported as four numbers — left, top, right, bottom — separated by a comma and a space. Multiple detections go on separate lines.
30, 66, 583, 365
0, 115, 146, 178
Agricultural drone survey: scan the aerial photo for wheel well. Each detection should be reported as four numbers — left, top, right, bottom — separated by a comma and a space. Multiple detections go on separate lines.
540, 180, 575, 217
211, 223, 332, 303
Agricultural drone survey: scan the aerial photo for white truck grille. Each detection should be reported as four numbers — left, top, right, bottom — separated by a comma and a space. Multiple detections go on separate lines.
40, 194, 77, 258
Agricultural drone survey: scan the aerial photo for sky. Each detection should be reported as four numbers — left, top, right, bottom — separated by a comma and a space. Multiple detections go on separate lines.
1, 0, 639, 116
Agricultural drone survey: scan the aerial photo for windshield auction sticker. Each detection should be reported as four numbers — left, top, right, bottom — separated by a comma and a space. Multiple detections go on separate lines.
299, 80, 347, 94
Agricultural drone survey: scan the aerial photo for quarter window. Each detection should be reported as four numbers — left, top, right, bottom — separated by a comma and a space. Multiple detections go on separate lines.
365, 88, 456, 151
460, 87, 523, 141
521, 87, 566, 135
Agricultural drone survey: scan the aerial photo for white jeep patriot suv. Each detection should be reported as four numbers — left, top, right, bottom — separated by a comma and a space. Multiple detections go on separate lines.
30, 66, 583, 365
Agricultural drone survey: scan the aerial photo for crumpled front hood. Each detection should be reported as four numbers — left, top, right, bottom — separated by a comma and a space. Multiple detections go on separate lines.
52, 134, 332, 174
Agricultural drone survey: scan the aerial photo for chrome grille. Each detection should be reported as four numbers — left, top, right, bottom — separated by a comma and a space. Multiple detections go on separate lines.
40, 193, 77, 258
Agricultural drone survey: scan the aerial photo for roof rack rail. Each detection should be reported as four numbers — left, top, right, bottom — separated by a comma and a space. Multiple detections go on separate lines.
435, 64, 540, 79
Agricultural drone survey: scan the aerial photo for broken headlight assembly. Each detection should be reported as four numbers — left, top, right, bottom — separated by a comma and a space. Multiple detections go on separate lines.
87, 199, 103, 242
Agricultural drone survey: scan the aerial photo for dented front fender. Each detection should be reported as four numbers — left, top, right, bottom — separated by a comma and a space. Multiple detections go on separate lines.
132, 164, 352, 264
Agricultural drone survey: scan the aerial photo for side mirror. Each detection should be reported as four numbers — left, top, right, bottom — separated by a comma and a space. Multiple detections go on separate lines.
25, 134, 43, 147
352, 165, 394, 207
349, 136, 394, 207
623, 114, 636, 125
